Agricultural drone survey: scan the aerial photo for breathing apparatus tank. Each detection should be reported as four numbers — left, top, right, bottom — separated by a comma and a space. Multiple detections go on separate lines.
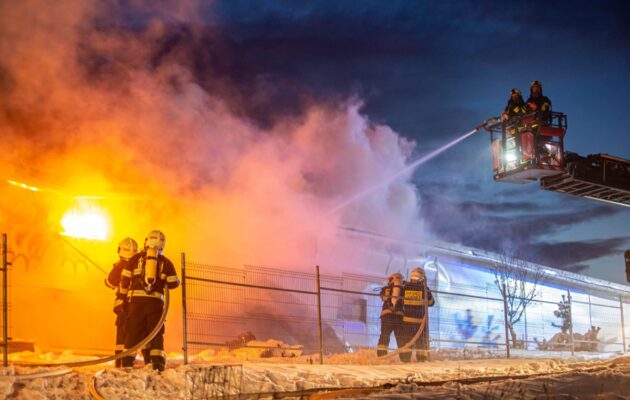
390, 273, 403, 307
143, 230, 166, 290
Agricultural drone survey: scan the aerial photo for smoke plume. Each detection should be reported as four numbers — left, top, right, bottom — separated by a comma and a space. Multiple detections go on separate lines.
0, 0, 423, 272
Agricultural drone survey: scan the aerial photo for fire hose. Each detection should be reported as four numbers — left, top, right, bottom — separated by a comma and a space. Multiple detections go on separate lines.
1, 291, 168, 400
12, 235, 172, 370
379, 279, 430, 361
14, 288, 169, 369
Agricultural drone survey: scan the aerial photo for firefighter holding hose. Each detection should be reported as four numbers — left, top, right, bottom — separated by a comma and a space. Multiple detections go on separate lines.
117, 230, 180, 371
400, 267, 435, 362
377, 273, 404, 358
106, 237, 138, 367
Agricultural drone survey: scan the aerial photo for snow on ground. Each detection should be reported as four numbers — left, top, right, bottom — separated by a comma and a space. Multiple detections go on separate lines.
1, 351, 629, 399
361, 359, 630, 399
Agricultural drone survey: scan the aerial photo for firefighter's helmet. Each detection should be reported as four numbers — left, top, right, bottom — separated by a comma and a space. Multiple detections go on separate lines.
510, 88, 521, 96
410, 267, 426, 281
144, 230, 166, 251
118, 237, 138, 260
389, 273, 403, 285
530, 80, 542, 89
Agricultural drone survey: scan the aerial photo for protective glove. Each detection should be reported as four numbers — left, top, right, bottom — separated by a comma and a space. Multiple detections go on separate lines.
113, 299, 127, 314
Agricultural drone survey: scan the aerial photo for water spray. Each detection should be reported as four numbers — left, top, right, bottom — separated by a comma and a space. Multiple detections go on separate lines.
329, 120, 496, 214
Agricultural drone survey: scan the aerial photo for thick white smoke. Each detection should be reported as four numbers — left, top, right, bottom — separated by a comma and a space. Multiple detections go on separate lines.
0, 0, 428, 352
0, 0, 425, 272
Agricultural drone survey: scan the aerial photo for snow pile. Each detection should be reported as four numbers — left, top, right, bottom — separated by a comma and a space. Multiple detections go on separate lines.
371, 359, 630, 399
8, 348, 100, 365
2, 356, 629, 399
193, 339, 304, 362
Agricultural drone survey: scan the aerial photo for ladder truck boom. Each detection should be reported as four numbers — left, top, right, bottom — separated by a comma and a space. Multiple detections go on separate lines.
540, 152, 630, 207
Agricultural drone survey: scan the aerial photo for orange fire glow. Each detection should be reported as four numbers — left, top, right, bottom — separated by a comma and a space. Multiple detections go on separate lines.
60, 205, 110, 240
7, 179, 40, 192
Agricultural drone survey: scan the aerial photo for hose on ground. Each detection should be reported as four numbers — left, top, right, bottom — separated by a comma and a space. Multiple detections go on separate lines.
14, 289, 170, 369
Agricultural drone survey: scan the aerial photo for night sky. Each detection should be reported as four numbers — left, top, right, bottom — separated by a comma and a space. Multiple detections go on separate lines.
200, 1, 630, 283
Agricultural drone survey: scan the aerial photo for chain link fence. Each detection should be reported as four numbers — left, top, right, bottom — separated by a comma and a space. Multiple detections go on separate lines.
180, 255, 630, 364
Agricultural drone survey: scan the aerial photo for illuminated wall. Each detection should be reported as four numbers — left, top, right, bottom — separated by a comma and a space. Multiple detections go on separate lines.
359, 254, 628, 353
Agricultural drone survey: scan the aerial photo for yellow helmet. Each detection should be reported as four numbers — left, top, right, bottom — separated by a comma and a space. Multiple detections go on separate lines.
144, 230, 166, 251
117, 237, 138, 260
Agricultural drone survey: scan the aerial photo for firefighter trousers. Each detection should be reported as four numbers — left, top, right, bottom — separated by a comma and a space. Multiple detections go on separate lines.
399, 321, 429, 363
377, 313, 404, 357
114, 308, 128, 368
121, 297, 167, 371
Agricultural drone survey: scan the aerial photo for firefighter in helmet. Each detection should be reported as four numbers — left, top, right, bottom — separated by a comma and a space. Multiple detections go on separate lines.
500, 88, 527, 123
400, 267, 435, 362
526, 80, 552, 123
106, 237, 138, 367
377, 273, 404, 358
118, 230, 180, 371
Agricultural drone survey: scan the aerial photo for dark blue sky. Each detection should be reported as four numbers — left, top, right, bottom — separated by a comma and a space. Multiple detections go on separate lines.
102, 1, 630, 283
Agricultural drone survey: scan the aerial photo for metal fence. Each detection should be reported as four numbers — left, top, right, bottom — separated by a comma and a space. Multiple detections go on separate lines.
1, 234, 11, 367
181, 255, 629, 364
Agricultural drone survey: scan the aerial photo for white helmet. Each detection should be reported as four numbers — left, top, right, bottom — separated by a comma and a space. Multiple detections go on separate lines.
410, 267, 426, 281
144, 230, 166, 251
118, 237, 138, 260
389, 273, 403, 285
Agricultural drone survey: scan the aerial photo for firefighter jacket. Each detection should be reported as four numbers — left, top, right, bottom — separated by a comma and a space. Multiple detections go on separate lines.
401, 280, 435, 324
526, 95, 552, 121
503, 97, 528, 118
380, 283, 403, 317
115, 250, 180, 309
105, 259, 126, 290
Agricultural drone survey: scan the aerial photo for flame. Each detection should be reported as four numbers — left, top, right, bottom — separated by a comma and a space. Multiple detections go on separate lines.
60, 205, 110, 240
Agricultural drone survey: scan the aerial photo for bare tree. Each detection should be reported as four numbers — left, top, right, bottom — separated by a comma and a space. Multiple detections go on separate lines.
493, 253, 547, 349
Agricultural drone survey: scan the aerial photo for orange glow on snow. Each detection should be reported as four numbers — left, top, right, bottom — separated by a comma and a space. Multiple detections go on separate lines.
60, 205, 110, 240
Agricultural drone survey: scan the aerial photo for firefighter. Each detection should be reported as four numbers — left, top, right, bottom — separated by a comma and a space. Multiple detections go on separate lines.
376, 273, 404, 357
118, 230, 180, 371
400, 267, 435, 363
526, 80, 552, 123
106, 237, 138, 367
500, 88, 528, 122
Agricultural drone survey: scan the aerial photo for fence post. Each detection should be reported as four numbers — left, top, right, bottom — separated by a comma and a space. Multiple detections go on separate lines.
620, 295, 627, 353
2, 234, 9, 367
181, 252, 188, 365
523, 303, 528, 350
567, 290, 574, 356
502, 283, 510, 359
315, 265, 324, 365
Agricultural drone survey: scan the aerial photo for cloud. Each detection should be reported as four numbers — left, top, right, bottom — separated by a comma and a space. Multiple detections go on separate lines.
417, 188, 626, 271
520, 237, 630, 273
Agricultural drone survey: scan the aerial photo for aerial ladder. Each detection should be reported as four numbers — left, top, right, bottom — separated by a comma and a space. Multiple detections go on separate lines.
482, 112, 630, 207
479, 112, 630, 281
